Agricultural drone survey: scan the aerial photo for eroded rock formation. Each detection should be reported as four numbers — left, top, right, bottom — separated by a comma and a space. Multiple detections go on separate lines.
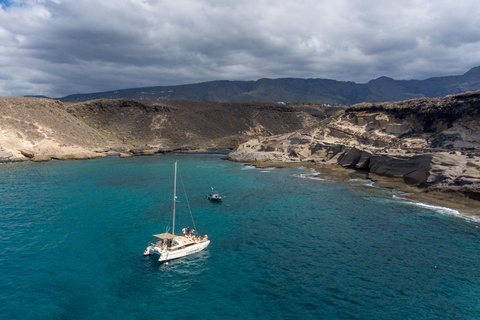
228, 91, 480, 199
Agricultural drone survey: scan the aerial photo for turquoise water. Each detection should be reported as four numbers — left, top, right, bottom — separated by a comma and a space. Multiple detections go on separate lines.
1, 154, 480, 319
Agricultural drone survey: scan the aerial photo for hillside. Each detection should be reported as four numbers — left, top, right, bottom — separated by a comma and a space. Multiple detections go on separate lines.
0, 97, 334, 161
0, 98, 110, 161
59, 66, 480, 105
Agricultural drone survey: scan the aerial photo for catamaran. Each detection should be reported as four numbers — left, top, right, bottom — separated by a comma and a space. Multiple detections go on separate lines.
143, 161, 210, 262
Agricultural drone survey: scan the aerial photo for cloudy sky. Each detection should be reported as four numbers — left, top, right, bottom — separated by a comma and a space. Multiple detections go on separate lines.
1, 0, 479, 98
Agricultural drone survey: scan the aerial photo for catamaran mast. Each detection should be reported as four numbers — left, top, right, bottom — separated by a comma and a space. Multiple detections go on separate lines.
173, 160, 177, 235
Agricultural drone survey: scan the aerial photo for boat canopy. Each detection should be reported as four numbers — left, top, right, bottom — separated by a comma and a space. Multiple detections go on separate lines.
153, 232, 176, 239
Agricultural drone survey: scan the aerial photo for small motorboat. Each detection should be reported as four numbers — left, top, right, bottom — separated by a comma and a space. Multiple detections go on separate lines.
207, 187, 223, 202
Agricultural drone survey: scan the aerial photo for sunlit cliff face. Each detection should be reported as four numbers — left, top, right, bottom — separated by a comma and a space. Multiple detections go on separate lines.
228, 91, 480, 200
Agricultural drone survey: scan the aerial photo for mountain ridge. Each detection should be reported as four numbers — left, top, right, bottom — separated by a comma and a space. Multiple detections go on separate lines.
58, 66, 480, 104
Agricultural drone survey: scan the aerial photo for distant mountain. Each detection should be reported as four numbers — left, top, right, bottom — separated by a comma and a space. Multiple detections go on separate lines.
23, 95, 51, 99
59, 66, 480, 105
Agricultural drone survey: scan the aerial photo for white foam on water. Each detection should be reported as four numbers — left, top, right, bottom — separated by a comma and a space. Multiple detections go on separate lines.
411, 201, 460, 216
393, 195, 480, 223
349, 179, 375, 187
299, 168, 319, 175
309, 176, 325, 181
293, 173, 325, 181
240, 165, 256, 170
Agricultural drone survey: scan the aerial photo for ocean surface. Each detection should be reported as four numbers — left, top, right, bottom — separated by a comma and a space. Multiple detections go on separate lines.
1, 154, 480, 319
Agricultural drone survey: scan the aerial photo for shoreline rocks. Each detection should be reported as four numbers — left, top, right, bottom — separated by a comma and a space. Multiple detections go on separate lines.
228, 135, 480, 201
228, 91, 480, 202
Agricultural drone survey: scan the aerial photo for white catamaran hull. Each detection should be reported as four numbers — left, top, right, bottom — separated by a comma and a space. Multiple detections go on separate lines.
144, 240, 210, 262
144, 161, 211, 263
143, 246, 163, 256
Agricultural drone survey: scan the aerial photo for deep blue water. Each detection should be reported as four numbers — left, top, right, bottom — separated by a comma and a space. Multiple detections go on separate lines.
1, 154, 480, 319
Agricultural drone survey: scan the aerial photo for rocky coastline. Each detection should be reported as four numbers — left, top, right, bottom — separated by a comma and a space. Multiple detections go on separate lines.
1, 92, 479, 216
227, 91, 480, 216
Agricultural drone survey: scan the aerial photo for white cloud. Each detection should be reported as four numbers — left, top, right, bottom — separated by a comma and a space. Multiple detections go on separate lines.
0, 0, 479, 97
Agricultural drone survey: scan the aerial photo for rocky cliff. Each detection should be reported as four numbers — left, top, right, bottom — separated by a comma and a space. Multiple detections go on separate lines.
228, 91, 480, 200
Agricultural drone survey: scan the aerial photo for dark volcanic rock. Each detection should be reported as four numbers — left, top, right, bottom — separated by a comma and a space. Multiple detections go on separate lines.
368, 154, 432, 185
337, 147, 372, 169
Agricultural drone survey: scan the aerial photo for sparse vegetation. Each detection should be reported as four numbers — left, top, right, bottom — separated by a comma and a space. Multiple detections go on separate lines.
61, 99, 328, 149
